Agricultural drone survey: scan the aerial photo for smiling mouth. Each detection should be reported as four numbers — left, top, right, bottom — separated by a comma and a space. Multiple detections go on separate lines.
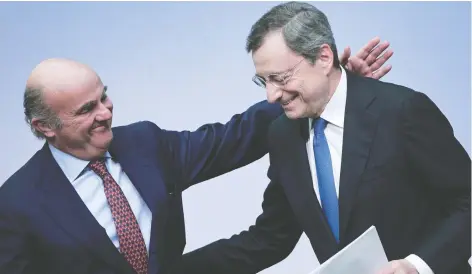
91, 126, 106, 133
91, 123, 110, 132
281, 95, 298, 106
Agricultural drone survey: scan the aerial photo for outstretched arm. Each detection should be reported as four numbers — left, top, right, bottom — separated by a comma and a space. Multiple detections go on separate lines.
159, 100, 283, 190
174, 166, 303, 274
157, 36, 394, 191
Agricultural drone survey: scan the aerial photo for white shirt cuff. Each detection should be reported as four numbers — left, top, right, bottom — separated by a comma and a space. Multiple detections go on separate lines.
405, 254, 434, 274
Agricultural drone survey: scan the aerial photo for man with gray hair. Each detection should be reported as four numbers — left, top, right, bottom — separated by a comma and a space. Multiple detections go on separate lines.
178, 2, 471, 274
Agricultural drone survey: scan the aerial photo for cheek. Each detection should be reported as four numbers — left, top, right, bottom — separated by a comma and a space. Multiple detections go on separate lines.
283, 80, 306, 97
286, 80, 314, 103
302, 78, 327, 102
68, 117, 95, 134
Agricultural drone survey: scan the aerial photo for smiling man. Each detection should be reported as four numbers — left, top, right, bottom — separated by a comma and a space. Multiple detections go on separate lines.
178, 2, 471, 274
25, 60, 114, 160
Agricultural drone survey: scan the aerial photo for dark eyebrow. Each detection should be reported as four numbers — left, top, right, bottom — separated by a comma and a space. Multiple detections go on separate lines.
75, 100, 97, 115
75, 85, 108, 115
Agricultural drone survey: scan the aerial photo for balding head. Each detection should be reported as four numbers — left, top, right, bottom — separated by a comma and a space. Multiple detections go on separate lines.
24, 58, 113, 160
26, 58, 98, 95
24, 58, 100, 138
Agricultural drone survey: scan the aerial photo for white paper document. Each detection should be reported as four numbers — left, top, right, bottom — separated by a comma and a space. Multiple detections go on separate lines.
309, 226, 388, 274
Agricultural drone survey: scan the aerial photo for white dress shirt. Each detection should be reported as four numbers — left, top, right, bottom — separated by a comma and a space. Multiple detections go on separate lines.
305, 67, 433, 274
49, 144, 153, 254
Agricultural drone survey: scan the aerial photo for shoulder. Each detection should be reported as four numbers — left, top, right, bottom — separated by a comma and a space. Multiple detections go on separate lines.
110, 121, 188, 164
111, 120, 175, 147
346, 73, 438, 120
0, 149, 45, 210
112, 120, 160, 137
348, 73, 419, 107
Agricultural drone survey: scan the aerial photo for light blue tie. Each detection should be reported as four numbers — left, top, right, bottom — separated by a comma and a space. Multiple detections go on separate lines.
313, 118, 339, 242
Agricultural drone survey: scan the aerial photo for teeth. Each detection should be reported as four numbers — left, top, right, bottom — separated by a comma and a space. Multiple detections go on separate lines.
282, 97, 295, 106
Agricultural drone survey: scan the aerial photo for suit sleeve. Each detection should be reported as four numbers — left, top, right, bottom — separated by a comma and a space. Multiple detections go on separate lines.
402, 92, 471, 273
172, 165, 303, 274
161, 100, 283, 190
0, 199, 36, 274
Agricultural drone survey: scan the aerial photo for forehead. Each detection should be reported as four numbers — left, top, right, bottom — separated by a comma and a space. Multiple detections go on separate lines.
44, 73, 104, 113
252, 31, 299, 76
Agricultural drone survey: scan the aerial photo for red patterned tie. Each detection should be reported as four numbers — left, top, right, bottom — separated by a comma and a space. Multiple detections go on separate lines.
89, 159, 148, 274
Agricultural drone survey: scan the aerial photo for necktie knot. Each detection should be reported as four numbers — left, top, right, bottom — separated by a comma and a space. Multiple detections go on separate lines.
88, 159, 109, 179
313, 118, 327, 135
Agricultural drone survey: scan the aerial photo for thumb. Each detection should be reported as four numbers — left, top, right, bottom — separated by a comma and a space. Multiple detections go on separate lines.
339, 46, 351, 66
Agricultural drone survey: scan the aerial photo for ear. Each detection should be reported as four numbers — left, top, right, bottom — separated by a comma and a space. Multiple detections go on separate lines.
316, 44, 334, 75
31, 118, 56, 138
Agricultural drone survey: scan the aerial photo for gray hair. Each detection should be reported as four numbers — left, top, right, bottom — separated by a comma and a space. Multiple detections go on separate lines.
246, 1, 340, 68
23, 87, 62, 139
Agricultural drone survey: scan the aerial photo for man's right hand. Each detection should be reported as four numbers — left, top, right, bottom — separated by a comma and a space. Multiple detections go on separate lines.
339, 37, 394, 80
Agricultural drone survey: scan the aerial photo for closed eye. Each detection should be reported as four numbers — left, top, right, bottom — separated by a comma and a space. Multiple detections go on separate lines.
268, 74, 289, 84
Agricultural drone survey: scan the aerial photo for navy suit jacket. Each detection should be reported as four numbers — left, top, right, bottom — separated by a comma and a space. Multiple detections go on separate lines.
0, 101, 282, 274
178, 72, 471, 274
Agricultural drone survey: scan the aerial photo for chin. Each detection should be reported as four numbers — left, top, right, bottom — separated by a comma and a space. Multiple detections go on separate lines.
92, 132, 113, 149
284, 110, 304, 120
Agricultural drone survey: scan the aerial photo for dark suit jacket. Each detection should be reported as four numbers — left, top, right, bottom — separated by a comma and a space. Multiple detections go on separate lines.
0, 101, 283, 274
178, 72, 471, 274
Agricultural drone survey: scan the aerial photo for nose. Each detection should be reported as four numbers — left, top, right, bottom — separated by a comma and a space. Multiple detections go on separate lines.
96, 101, 113, 121
266, 84, 282, 104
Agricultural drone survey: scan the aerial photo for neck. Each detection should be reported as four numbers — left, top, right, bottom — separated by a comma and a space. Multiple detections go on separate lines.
48, 141, 108, 161
309, 67, 342, 119
327, 67, 342, 99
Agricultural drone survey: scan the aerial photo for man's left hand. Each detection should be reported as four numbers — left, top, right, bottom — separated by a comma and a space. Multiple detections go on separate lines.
376, 259, 419, 274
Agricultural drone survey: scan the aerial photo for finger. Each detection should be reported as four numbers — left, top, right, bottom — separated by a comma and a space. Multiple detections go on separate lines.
361, 63, 372, 76
356, 36, 381, 60
339, 46, 351, 66
372, 64, 392, 79
365, 41, 390, 66
344, 61, 352, 71
348, 56, 373, 78
370, 49, 394, 72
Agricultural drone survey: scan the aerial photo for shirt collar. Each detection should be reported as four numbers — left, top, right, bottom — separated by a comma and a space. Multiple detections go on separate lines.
309, 66, 347, 129
48, 143, 111, 182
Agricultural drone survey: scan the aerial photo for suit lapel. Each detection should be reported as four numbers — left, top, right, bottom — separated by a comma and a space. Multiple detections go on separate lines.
109, 134, 171, 269
108, 141, 167, 217
37, 144, 135, 274
338, 72, 380, 242
277, 117, 339, 262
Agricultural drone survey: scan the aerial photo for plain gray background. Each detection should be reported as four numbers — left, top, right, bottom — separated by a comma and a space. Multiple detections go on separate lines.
0, 2, 470, 273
